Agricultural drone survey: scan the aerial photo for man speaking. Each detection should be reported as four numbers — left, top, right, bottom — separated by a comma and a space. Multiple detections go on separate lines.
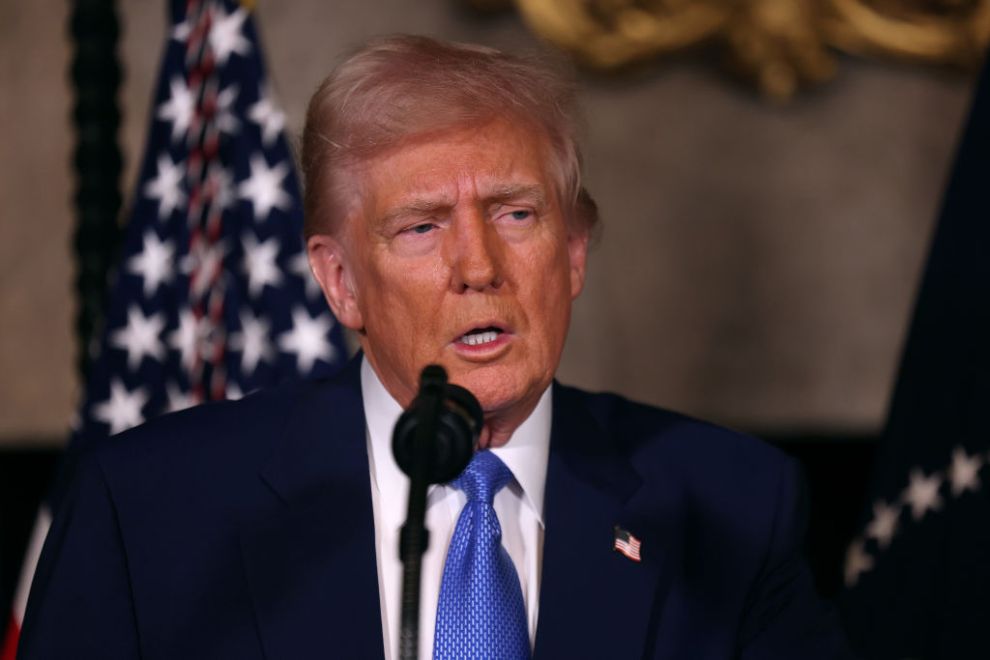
19, 36, 851, 659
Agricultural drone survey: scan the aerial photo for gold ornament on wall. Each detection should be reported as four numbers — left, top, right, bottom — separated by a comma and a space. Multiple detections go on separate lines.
469, 0, 990, 100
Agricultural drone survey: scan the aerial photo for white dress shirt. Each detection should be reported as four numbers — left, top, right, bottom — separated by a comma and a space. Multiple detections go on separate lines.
361, 358, 550, 660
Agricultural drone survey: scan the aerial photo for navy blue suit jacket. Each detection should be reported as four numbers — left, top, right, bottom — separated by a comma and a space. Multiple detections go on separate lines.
20, 358, 851, 659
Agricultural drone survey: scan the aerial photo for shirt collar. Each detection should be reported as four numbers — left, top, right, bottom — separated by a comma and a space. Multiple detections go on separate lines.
489, 387, 551, 527
362, 357, 551, 528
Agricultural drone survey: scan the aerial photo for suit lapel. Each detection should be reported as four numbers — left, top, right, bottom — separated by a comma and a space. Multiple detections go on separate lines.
534, 384, 681, 659
240, 358, 385, 660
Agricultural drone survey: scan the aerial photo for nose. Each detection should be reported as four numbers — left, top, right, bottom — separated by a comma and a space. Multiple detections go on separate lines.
445, 208, 502, 292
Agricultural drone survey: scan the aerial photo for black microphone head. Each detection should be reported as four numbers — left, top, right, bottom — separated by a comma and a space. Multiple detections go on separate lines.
392, 365, 482, 484
419, 364, 448, 390
442, 383, 483, 438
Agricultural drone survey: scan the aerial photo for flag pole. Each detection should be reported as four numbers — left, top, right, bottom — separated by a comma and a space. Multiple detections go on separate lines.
69, 0, 124, 382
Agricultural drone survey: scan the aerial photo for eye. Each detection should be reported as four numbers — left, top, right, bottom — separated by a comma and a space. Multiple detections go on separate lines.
493, 206, 537, 234
405, 222, 436, 235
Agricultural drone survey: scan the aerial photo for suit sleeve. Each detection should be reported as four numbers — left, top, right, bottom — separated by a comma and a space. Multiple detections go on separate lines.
737, 458, 856, 660
17, 450, 142, 659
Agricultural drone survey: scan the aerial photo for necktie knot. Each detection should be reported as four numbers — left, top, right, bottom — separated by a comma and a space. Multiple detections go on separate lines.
453, 450, 513, 505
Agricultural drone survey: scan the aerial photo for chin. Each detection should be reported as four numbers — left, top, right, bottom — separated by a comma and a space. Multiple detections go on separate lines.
452, 368, 539, 416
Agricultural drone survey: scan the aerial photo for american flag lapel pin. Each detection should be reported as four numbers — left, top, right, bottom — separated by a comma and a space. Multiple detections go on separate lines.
613, 525, 642, 562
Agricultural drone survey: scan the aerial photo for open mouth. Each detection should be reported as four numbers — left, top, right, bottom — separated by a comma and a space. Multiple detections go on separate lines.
457, 326, 504, 347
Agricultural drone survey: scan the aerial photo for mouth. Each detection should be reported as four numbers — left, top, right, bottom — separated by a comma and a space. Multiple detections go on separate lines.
451, 323, 512, 359
456, 326, 504, 347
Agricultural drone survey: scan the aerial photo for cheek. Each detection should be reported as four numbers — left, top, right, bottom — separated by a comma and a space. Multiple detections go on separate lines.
539, 242, 576, 301
522, 248, 574, 342
364, 263, 444, 335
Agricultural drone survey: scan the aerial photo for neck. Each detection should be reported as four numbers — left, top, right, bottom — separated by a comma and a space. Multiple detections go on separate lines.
476, 394, 542, 449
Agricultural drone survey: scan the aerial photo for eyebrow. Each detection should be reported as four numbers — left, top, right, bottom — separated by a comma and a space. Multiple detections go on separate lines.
377, 198, 453, 228
376, 183, 549, 227
484, 183, 547, 208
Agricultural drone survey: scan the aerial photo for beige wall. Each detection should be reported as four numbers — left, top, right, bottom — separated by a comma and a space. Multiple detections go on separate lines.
0, 0, 973, 445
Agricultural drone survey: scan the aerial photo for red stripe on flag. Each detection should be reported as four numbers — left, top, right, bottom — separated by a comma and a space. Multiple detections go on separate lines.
1, 616, 20, 660
3, 507, 52, 659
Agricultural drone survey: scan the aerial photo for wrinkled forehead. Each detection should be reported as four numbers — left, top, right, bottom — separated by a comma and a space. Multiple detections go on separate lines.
341, 120, 561, 228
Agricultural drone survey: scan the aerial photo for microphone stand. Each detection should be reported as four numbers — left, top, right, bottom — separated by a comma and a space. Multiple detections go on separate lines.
393, 365, 480, 660
397, 373, 443, 660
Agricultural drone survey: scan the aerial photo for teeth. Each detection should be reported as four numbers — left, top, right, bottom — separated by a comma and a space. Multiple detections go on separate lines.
461, 330, 499, 346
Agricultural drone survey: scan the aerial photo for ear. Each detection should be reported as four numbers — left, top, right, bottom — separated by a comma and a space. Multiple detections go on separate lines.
567, 228, 590, 300
307, 233, 365, 331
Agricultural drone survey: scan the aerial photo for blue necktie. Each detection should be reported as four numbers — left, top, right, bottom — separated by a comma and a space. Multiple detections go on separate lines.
433, 450, 530, 659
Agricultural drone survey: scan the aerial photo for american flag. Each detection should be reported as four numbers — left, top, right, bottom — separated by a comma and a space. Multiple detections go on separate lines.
1, 1, 346, 656
613, 525, 643, 562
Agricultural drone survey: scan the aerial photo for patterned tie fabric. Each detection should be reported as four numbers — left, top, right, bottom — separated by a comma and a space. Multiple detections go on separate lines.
433, 450, 530, 659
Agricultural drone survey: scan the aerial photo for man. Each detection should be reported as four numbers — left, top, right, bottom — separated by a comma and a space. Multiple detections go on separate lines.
19, 36, 851, 659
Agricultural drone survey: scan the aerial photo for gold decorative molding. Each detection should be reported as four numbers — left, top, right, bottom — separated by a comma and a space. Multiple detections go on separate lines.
470, 0, 990, 100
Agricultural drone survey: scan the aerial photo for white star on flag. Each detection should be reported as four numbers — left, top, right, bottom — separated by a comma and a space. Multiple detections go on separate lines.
209, 5, 251, 65
289, 251, 322, 300
238, 153, 292, 221
144, 152, 187, 219
242, 232, 283, 296
229, 309, 274, 376
92, 379, 149, 435
278, 306, 337, 374
844, 538, 874, 587
157, 76, 195, 142
248, 85, 286, 146
865, 500, 900, 549
949, 447, 982, 495
171, 5, 251, 64
171, 16, 192, 42
168, 309, 201, 373
903, 469, 943, 521
127, 231, 175, 297
225, 382, 245, 401
110, 306, 167, 370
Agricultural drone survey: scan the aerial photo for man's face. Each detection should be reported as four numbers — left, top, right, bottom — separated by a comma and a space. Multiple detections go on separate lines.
309, 119, 588, 439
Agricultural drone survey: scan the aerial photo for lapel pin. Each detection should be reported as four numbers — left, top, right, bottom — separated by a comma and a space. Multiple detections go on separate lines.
613, 525, 642, 562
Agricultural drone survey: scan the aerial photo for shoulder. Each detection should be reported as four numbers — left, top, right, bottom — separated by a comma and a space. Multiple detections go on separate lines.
553, 382, 797, 508
89, 379, 318, 474
68, 373, 355, 515
555, 382, 788, 466
49, 372, 365, 562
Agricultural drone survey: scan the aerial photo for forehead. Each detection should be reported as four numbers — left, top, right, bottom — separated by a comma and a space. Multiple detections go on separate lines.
358, 120, 555, 211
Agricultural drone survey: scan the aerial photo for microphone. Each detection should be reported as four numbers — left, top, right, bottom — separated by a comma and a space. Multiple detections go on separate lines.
392, 364, 481, 485
392, 365, 482, 660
